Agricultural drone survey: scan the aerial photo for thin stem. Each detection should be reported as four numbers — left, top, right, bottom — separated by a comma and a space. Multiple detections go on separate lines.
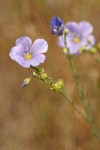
63, 35, 93, 124
32, 69, 87, 119
69, 56, 93, 123
60, 89, 87, 118
31, 67, 100, 138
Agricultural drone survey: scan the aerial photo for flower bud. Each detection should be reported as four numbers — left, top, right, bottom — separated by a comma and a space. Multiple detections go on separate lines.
63, 48, 68, 54
51, 79, 64, 92
78, 46, 86, 52
90, 47, 97, 54
37, 68, 44, 74
50, 16, 64, 36
64, 29, 69, 35
32, 72, 37, 77
21, 77, 31, 88
40, 73, 48, 80
97, 43, 100, 51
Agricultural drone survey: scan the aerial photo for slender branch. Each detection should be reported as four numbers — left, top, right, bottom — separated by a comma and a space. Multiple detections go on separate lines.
60, 89, 87, 118
31, 68, 87, 119
31, 66, 100, 138
63, 35, 93, 124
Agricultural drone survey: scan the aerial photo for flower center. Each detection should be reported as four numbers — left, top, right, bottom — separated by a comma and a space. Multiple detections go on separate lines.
73, 37, 80, 43
24, 53, 32, 60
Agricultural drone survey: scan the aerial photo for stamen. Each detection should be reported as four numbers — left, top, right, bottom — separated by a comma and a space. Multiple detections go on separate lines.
73, 37, 80, 43
24, 53, 32, 60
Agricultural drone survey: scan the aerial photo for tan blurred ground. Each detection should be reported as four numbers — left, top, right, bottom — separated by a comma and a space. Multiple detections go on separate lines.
0, 0, 100, 149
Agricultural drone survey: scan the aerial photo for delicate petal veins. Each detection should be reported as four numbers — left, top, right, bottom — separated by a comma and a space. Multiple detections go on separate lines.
9, 46, 30, 68
31, 39, 48, 55
9, 46, 24, 60
30, 54, 46, 67
15, 36, 32, 52
9, 37, 48, 68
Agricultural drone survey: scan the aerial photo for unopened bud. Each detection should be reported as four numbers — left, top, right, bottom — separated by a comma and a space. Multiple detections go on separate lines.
40, 73, 48, 80
37, 68, 44, 74
51, 79, 64, 92
21, 77, 31, 88
32, 72, 37, 77
97, 43, 100, 51
63, 48, 68, 54
64, 29, 69, 35
78, 46, 86, 52
90, 47, 97, 54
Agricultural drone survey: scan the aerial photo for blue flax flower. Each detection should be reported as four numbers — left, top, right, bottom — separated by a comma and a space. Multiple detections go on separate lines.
9, 36, 48, 68
50, 16, 64, 36
58, 21, 95, 54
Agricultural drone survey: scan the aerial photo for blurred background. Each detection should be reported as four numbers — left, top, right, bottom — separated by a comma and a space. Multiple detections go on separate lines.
0, 0, 100, 149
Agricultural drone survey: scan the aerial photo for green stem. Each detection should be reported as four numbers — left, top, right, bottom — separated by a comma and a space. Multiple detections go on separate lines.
69, 56, 93, 123
63, 35, 93, 124
31, 67, 100, 138
32, 70, 87, 119
60, 89, 87, 118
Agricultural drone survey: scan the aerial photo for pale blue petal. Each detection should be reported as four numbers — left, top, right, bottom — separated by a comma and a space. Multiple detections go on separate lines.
67, 37, 87, 54
87, 35, 95, 45
15, 36, 32, 52
9, 45, 24, 60
30, 54, 46, 67
9, 45, 30, 68
31, 39, 48, 55
86, 35, 95, 50
65, 22, 79, 33
79, 21, 93, 35
58, 35, 87, 54
14, 57, 30, 68
57, 36, 64, 48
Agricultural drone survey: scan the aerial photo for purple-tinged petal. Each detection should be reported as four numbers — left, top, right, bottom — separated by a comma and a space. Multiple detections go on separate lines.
57, 36, 79, 54
67, 43, 83, 54
9, 45, 24, 60
57, 36, 64, 48
50, 16, 63, 28
65, 22, 79, 33
15, 36, 32, 52
9, 37, 48, 68
67, 36, 87, 54
10, 53, 30, 68
88, 35, 95, 45
86, 35, 95, 50
30, 54, 46, 67
31, 39, 48, 55
18, 60, 31, 68
50, 16, 64, 36
9, 46, 31, 68
79, 21, 93, 35
57, 35, 87, 54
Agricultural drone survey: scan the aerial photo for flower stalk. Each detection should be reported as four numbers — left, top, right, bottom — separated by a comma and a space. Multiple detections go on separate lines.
31, 66, 88, 120
63, 33, 93, 124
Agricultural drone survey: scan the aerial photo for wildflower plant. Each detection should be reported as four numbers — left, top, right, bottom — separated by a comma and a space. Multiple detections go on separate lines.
58, 21, 95, 54
9, 37, 48, 68
9, 16, 100, 138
